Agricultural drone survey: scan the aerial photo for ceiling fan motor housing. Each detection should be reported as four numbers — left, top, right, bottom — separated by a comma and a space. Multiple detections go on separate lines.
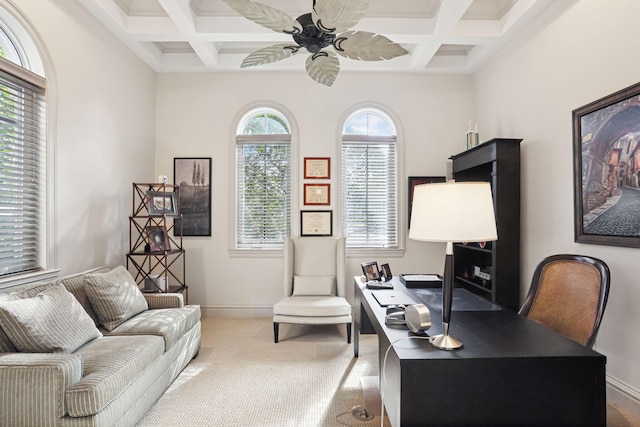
293, 13, 335, 53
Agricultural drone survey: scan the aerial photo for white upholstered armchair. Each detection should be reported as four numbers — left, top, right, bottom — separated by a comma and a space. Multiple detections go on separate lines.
272, 237, 352, 343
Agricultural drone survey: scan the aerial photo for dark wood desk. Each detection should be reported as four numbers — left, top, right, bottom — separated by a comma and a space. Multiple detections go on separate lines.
354, 277, 606, 427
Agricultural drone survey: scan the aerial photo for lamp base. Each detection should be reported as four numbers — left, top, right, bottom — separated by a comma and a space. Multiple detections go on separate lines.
429, 334, 463, 350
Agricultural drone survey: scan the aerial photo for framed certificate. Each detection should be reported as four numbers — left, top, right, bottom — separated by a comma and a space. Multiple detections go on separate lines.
303, 157, 330, 179
300, 210, 333, 236
303, 183, 330, 205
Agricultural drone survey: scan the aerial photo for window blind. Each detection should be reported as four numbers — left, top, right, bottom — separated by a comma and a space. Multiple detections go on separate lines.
236, 137, 291, 248
0, 63, 46, 276
342, 137, 397, 248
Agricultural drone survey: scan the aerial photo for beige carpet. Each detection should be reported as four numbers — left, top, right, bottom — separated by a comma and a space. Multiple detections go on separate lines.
137, 317, 389, 427
137, 317, 637, 427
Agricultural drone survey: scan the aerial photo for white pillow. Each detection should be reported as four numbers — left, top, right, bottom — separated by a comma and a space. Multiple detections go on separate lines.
292, 276, 335, 296
85, 265, 148, 331
0, 284, 102, 353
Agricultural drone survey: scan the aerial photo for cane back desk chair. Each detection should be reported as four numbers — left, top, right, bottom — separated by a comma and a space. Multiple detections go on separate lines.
518, 254, 610, 348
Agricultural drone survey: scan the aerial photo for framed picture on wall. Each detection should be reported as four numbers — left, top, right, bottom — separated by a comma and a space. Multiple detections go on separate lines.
408, 176, 446, 228
174, 157, 212, 236
304, 183, 330, 205
300, 210, 333, 236
304, 157, 330, 179
573, 81, 640, 248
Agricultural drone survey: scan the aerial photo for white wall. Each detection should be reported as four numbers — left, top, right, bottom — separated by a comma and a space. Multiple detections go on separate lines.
11, 0, 156, 274
155, 71, 473, 312
473, 0, 640, 416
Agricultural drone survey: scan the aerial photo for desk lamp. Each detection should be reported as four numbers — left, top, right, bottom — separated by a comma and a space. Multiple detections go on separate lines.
409, 182, 497, 350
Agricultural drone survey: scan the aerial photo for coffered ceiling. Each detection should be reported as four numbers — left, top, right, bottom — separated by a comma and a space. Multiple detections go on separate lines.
77, 0, 553, 74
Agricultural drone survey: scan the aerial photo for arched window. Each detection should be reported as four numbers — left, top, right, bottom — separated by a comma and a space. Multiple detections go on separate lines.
0, 5, 47, 280
341, 108, 398, 249
235, 107, 292, 249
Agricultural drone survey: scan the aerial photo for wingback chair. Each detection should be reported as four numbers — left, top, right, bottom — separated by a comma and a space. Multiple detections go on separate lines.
272, 237, 352, 343
518, 254, 610, 348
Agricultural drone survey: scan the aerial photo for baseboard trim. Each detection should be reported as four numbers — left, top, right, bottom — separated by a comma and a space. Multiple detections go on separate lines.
200, 305, 273, 318
607, 374, 640, 420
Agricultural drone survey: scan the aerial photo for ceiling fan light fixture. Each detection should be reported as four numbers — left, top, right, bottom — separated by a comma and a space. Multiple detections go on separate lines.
222, 0, 408, 86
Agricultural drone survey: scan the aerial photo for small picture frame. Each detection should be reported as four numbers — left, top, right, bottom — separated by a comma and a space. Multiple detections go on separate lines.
304, 183, 330, 205
146, 191, 178, 216
361, 261, 381, 282
380, 263, 392, 281
300, 210, 333, 236
304, 157, 330, 179
146, 226, 170, 253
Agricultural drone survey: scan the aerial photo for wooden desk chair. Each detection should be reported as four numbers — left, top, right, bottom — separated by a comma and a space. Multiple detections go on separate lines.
518, 254, 610, 348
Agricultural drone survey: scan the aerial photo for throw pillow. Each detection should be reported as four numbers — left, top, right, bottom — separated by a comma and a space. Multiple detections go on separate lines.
0, 284, 102, 353
85, 265, 148, 331
292, 275, 335, 296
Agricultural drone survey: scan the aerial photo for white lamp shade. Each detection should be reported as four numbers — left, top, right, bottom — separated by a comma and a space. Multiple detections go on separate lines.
409, 182, 498, 243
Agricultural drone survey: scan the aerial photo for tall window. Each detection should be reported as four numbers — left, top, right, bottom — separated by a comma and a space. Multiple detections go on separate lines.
235, 108, 291, 249
0, 18, 46, 278
342, 108, 398, 249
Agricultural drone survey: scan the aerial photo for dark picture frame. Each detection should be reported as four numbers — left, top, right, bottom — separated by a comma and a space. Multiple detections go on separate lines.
146, 191, 178, 216
361, 261, 381, 282
380, 263, 392, 281
146, 226, 170, 253
408, 176, 446, 228
300, 210, 333, 236
572, 81, 640, 248
174, 157, 212, 236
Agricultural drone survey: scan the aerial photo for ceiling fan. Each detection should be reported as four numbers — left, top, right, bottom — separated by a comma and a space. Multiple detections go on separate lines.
222, 0, 409, 86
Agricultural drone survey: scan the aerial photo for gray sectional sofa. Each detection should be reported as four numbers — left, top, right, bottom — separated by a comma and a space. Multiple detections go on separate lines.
0, 265, 201, 427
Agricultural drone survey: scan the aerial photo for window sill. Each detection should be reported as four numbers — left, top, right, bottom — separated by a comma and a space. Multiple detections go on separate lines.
229, 249, 283, 258
347, 248, 405, 258
0, 269, 61, 291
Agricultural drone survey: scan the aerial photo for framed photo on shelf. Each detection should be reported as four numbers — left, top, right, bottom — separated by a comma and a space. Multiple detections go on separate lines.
146, 191, 179, 216
408, 176, 446, 228
146, 226, 170, 252
304, 183, 330, 205
573, 81, 640, 248
304, 157, 330, 179
300, 210, 333, 236
174, 157, 212, 236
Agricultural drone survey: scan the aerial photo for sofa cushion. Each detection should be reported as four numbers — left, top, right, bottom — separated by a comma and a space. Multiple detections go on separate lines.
56, 266, 111, 327
273, 296, 352, 317
292, 275, 335, 296
107, 305, 200, 351
0, 284, 102, 353
0, 282, 56, 352
65, 335, 164, 417
85, 266, 148, 331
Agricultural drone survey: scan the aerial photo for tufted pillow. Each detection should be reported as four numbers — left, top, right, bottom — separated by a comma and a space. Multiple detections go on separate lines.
0, 284, 102, 353
84, 266, 148, 331
292, 275, 335, 296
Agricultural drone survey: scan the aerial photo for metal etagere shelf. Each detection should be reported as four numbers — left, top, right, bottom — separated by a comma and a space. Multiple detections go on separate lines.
126, 183, 188, 303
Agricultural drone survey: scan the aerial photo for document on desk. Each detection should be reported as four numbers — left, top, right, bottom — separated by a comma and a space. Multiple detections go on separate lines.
372, 290, 419, 307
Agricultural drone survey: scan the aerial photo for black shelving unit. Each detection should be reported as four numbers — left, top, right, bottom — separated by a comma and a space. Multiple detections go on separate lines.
126, 183, 187, 302
450, 138, 521, 311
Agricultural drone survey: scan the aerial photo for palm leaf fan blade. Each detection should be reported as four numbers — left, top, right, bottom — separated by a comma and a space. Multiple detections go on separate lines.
222, 0, 301, 34
334, 30, 409, 61
305, 51, 340, 86
312, 0, 369, 33
241, 44, 298, 68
